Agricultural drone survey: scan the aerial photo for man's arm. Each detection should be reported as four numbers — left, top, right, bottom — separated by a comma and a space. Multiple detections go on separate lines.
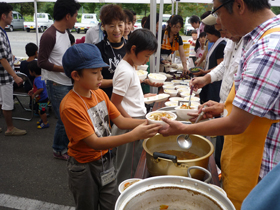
159, 105, 255, 137
37, 28, 64, 73
0, 58, 23, 86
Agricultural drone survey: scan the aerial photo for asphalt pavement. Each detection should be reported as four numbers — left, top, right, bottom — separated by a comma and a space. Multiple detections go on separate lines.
0, 97, 75, 210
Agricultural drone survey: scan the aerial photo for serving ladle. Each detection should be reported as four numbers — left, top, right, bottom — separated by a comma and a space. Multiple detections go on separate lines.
176, 106, 206, 149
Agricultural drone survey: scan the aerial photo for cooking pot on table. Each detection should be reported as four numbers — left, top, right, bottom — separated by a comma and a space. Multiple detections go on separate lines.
115, 175, 235, 210
143, 134, 214, 180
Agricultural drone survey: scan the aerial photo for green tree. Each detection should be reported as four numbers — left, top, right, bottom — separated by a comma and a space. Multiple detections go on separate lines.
10, 3, 34, 17
272, 7, 280, 15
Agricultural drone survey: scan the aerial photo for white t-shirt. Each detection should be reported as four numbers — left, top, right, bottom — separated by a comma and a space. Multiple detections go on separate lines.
38, 25, 71, 86
112, 59, 146, 117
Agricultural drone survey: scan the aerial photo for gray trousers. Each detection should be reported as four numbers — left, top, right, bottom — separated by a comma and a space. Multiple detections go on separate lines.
112, 116, 144, 186
67, 154, 118, 210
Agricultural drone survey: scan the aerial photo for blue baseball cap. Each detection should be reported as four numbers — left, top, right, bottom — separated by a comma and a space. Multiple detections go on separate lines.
62, 43, 109, 78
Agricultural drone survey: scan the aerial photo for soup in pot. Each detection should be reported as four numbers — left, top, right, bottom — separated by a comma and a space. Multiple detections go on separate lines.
160, 150, 199, 160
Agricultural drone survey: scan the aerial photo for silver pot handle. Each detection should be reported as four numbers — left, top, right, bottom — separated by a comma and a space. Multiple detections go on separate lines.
187, 166, 212, 183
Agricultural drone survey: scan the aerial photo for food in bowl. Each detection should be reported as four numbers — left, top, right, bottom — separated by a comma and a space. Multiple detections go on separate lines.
136, 70, 148, 80
175, 85, 189, 90
163, 85, 175, 90
175, 105, 198, 121
148, 73, 167, 83
164, 89, 178, 97
177, 88, 189, 94
189, 67, 202, 73
118, 178, 142, 193
183, 96, 200, 102
180, 91, 195, 98
163, 82, 173, 86
169, 97, 184, 102
146, 111, 177, 125
165, 101, 178, 107
148, 112, 174, 121
171, 80, 182, 85
179, 104, 194, 109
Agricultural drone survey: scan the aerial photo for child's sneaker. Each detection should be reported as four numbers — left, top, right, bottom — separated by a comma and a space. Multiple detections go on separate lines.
37, 122, 49, 129
53, 151, 69, 161
37, 119, 42, 125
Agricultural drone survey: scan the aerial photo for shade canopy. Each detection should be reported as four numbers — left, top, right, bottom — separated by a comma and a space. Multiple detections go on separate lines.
4, 0, 280, 6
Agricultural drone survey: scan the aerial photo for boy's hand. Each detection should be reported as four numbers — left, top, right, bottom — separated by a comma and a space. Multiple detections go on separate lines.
144, 79, 163, 87
28, 90, 33, 96
132, 121, 161, 140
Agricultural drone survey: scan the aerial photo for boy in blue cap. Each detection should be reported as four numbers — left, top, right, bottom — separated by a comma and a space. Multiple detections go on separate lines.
60, 43, 161, 210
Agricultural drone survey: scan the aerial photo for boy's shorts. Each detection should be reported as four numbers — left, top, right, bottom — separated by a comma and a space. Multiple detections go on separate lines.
37, 98, 49, 114
0, 83, 14, 110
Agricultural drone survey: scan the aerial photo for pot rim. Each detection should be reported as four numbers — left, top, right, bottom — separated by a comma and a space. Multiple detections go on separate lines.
143, 133, 214, 163
115, 175, 235, 210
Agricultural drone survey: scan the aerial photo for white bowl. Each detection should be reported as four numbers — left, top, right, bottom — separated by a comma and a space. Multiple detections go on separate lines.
163, 82, 174, 86
193, 88, 202, 95
148, 73, 167, 83
175, 105, 198, 121
177, 88, 190, 94
180, 91, 196, 98
179, 81, 189, 86
137, 65, 148, 71
171, 80, 182, 85
165, 67, 177, 73
184, 79, 192, 83
118, 178, 142, 193
136, 70, 148, 81
164, 89, 178, 97
175, 85, 189, 90
146, 111, 177, 125
183, 96, 200, 103
165, 101, 179, 107
162, 85, 175, 90
169, 97, 184, 102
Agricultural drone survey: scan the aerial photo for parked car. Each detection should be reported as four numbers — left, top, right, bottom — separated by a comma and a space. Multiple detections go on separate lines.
184, 17, 194, 36
74, 13, 98, 33
5, 11, 24, 32
134, 19, 142, 30
24, 13, 53, 33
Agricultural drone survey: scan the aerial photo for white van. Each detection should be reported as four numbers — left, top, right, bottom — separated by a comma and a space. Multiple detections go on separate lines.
162, 14, 171, 27
5, 11, 24, 32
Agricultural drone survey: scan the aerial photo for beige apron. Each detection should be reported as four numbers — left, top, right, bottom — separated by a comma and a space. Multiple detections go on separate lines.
221, 83, 278, 210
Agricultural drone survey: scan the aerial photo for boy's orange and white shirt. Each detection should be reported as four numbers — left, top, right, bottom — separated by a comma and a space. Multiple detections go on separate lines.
60, 89, 120, 163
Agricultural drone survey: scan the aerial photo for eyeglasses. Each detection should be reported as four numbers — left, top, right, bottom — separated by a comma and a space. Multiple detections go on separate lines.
211, 0, 232, 18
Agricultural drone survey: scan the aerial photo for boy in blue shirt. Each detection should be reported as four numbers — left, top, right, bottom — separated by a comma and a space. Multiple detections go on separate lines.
28, 60, 49, 129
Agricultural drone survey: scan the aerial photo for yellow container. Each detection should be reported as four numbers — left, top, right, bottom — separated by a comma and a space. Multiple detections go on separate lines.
183, 42, 190, 57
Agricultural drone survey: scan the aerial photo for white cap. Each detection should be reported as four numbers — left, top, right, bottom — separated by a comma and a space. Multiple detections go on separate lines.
202, 14, 216, 25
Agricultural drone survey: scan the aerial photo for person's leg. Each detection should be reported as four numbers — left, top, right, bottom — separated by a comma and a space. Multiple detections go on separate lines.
0, 83, 14, 131
1, 83, 26, 135
47, 81, 72, 157
98, 156, 118, 210
67, 157, 99, 210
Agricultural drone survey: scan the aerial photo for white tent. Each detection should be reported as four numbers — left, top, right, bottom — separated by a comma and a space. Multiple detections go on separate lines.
4, 0, 280, 91
4, 0, 280, 6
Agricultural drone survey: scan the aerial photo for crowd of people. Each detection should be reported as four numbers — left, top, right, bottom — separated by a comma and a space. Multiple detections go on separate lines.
0, 0, 280, 210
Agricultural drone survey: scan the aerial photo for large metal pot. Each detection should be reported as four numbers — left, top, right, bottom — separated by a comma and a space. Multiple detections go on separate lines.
143, 134, 214, 180
115, 175, 235, 210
